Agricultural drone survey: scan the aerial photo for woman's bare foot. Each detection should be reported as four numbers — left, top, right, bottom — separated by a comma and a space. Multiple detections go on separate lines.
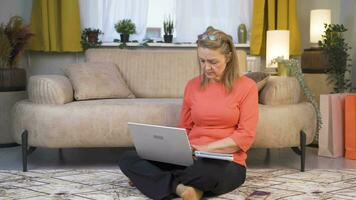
176, 184, 203, 200
128, 180, 135, 187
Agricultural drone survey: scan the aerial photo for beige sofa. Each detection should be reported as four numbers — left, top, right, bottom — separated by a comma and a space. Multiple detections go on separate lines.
11, 49, 316, 172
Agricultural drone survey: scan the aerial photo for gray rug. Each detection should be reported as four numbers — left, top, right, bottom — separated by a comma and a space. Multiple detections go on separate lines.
0, 168, 356, 199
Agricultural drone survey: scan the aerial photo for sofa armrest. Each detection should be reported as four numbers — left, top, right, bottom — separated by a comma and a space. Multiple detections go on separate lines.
28, 75, 74, 104
259, 76, 301, 105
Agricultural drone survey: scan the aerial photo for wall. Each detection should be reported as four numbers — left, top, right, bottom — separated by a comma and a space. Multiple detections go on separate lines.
298, 0, 340, 49
0, 0, 26, 23
339, 0, 355, 90
298, 0, 356, 90
347, 0, 356, 90
27, 52, 84, 76
1, 0, 355, 89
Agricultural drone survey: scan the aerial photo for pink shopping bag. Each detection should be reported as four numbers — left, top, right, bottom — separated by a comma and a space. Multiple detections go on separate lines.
318, 94, 350, 158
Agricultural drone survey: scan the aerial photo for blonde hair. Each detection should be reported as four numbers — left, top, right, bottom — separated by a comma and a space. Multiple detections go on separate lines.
197, 27, 240, 92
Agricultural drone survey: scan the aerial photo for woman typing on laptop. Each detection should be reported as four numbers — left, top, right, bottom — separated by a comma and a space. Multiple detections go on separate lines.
119, 27, 258, 200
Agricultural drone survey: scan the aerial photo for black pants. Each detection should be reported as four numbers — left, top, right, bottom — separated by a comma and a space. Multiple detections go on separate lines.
118, 150, 246, 200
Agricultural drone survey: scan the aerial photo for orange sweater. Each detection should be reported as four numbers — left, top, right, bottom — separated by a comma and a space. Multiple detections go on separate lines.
178, 75, 259, 166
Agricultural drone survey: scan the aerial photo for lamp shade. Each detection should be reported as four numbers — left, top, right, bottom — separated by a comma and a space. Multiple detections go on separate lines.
310, 9, 331, 45
266, 30, 289, 68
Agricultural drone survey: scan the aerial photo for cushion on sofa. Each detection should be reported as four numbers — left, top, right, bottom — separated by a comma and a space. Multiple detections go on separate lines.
28, 75, 74, 104
12, 98, 182, 147
65, 62, 135, 100
12, 99, 316, 148
244, 72, 270, 91
259, 76, 301, 105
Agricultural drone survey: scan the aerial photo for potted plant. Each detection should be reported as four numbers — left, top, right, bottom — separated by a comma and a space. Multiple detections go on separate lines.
80, 28, 103, 50
163, 16, 174, 43
318, 24, 352, 93
0, 16, 33, 91
115, 19, 136, 43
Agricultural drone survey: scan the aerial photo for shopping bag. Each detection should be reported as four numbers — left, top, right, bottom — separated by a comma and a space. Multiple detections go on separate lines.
345, 95, 356, 160
318, 94, 349, 158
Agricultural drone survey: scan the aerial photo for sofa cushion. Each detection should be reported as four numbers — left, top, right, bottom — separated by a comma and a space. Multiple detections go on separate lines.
11, 98, 182, 147
65, 62, 135, 100
12, 99, 316, 148
28, 75, 73, 104
252, 102, 316, 148
259, 76, 301, 105
245, 72, 270, 91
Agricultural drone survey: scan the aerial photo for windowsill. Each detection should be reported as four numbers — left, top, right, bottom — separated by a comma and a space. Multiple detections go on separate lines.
101, 42, 250, 48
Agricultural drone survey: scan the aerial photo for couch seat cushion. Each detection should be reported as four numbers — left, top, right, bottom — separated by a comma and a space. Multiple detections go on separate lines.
12, 98, 182, 148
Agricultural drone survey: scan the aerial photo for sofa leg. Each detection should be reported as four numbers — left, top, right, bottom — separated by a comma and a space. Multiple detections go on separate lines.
22, 130, 28, 172
21, 130, 37, 172
266, 148, 270, 155
291, 131, 306, 172
59, 148, 64, 161
300, 131, 306, 172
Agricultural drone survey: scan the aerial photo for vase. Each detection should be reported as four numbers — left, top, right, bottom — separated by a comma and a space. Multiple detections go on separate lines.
277, 62, 290, 76
238, 24, 247, 44
120, 34, 130, 43
87, 32, 99, 43
0, 68, 26, 92
164, 35, 173, 43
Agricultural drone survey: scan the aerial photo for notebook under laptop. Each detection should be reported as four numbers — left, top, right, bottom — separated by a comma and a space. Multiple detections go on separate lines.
128, 122, 234, 166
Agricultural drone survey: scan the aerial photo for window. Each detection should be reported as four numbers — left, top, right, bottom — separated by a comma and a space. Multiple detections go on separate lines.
174, 0, 253, 43
147, 0, 175, 28
80, 0, 149, 42
146, 0, 176, 40
80, 0, 252, 43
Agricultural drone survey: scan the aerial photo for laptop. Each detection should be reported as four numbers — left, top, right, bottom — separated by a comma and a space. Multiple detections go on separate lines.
128, 122, 234, 166
128, 122, 194, 166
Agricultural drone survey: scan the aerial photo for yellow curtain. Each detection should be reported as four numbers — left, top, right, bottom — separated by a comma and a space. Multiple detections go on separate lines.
250, 0, 301, 56
29, 0, 82, 52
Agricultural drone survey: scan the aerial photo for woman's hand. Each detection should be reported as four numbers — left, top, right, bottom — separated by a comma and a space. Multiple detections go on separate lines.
191, 144, 212, 152
192, 137, 240, 154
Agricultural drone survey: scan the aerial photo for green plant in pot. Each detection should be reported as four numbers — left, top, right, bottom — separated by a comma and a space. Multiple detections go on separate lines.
0, 16, 33, 91
163, 16, 174, 43
115, 19, 136, 43
318, 24, 352, 93
80, 28, 103, 50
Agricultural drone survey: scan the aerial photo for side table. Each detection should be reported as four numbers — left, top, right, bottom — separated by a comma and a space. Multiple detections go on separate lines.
0, 91, 27, 147
301, 48, 333, 105
303, 73, 333, 105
